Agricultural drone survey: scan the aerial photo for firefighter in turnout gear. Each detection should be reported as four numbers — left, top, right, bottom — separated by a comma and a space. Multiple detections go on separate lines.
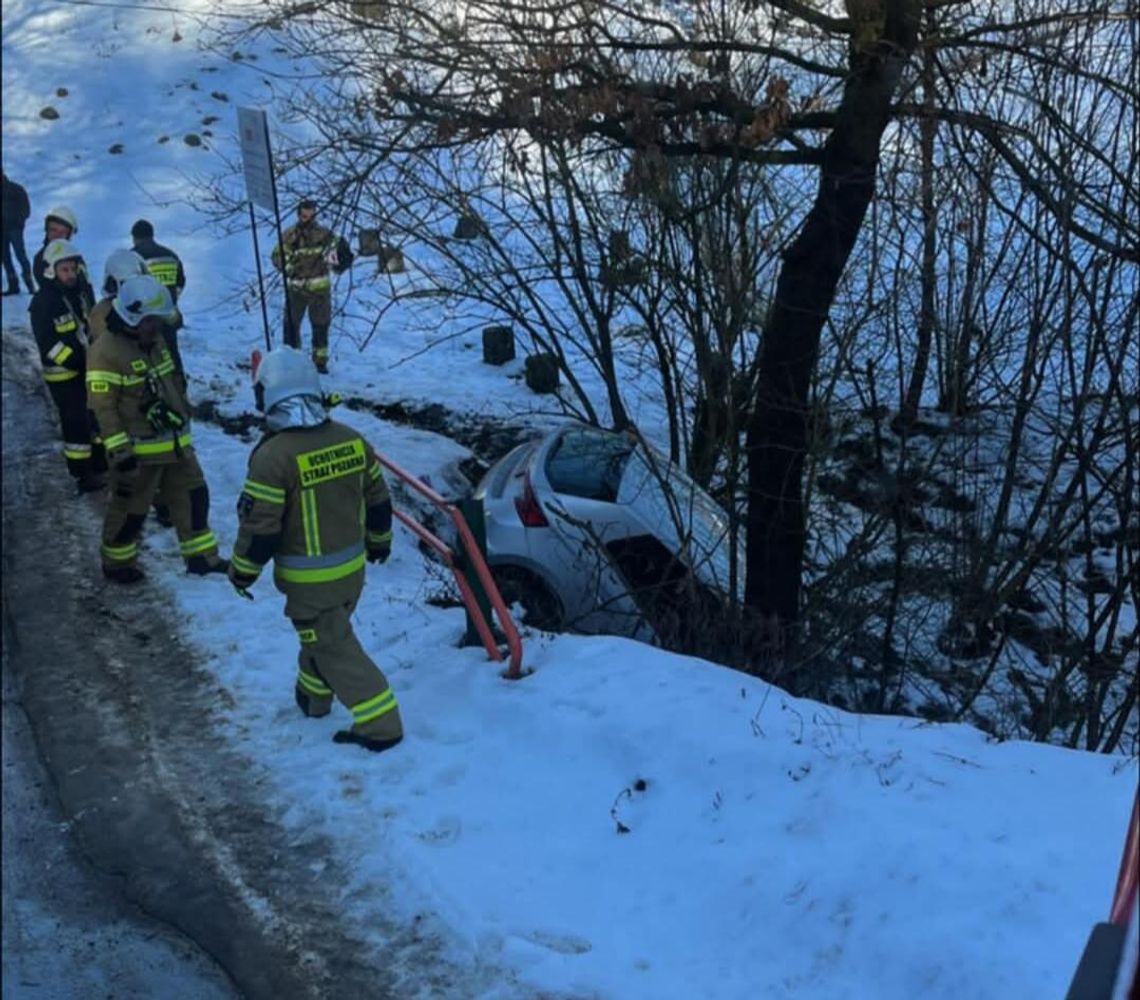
32, 206, 93, 295
229, 347, 403, 753
89, 249, 148, 344
29, 239, 106, 492
270, 199, 352, 374
92, 249, 176, 528
86, 274, 229, 584
130, 219, 188, 378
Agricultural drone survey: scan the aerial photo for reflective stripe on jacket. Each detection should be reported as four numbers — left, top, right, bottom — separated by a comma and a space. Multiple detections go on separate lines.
85, 325, 193, 465
29, 280, 93, 386
133, 238, 186, 300
271, 222, 336, 288
232, 419, 392, 619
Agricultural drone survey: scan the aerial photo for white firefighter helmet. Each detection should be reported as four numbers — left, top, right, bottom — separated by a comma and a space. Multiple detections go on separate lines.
255, 346, 323, 412
112, 274, 176, 325
41, 239, 83, 280
45, 206, 79, 235
102, 249, 147, 296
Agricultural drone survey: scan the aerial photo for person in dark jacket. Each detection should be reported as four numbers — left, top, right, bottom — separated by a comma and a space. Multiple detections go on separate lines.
29, 238, 105, 492
2, 172, 36, 295
130, 219, 188, 378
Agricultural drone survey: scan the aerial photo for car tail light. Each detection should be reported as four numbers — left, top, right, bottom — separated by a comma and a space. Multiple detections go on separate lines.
514, 471, 549, 527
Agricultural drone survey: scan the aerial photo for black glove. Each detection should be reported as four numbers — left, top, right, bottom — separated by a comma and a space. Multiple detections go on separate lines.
144, 401, 185, 433
228, 564, 257, 599
367, 542, 391, 564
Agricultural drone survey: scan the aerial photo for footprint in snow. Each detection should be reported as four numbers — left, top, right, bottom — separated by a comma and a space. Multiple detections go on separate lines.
416, 815, 461, 846
517, 929, 592, 955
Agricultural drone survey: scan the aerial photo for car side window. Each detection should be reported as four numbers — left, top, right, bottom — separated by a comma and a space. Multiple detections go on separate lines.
545, 428, 635, 502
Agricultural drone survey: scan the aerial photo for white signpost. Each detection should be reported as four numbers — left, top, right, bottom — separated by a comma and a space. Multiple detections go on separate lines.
237, 106, 277, 213
236, 107, 286, 348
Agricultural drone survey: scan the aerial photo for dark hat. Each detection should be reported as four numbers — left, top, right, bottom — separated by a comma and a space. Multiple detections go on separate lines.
297, 199, 317, 213
130, 218, 155, 240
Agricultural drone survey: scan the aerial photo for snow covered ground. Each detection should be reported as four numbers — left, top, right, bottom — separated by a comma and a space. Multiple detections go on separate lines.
2, 1, 1136, 997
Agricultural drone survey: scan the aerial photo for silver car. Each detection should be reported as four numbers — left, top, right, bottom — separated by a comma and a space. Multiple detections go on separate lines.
473, 421, 741, 641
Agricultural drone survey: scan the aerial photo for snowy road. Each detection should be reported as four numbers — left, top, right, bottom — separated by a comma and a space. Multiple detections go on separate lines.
1, 326, 406, 998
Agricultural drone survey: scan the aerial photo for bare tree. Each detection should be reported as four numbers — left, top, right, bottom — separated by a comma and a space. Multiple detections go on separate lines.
204, 0, 1136, 727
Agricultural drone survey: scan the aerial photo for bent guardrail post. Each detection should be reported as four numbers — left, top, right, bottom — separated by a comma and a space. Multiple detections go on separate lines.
457, 496, 496, 649
375, 453, 527, 679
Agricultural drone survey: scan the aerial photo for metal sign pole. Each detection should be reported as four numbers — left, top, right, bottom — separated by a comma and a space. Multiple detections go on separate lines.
262, 114, 295, 347
237, 106, 291, 352
248, 202, 272, 351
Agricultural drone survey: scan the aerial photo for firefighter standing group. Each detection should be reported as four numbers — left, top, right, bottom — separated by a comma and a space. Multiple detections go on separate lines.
9, 194, 402, 754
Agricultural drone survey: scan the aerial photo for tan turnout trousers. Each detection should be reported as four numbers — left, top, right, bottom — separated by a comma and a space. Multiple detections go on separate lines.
101, 451, 220, 571
292, 597, 403, 742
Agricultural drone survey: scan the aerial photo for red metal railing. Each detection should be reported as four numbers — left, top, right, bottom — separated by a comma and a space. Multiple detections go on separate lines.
1110, 792, 1139, 928
376, 453, 526, 680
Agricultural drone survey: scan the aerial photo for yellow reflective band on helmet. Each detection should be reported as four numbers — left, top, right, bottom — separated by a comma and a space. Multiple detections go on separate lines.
295, 628, 319, 645
63, 443, 92, 459
300, 488, 321, 557
179, 531, 217, 556
134, 432, 192, 455
43, 367, 79, 383
87, 369, 125, 386
243, 479, 285, 504
296, 669, 332, 695
102, 541, 138, 563
103, 431, 131, 451
352, 689, 397, 725
275, 553, 365, 585
230, 553, 262, 576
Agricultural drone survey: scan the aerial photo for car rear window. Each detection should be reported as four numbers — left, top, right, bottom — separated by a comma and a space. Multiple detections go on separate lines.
544, 427, 636, 502
482, 440, 538, 498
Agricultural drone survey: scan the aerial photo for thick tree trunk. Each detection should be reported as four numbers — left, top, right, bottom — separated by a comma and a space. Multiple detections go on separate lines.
744, 0, 919, 630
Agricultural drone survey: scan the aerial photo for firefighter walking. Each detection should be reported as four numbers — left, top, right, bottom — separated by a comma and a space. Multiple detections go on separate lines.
270, 199, 351, 374
228, 347, 403, 753
29, 239, 105, 492
86, 274, 228, 583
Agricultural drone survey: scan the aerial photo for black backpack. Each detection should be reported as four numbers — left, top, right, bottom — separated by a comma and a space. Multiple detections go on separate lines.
333, 236, 354, 274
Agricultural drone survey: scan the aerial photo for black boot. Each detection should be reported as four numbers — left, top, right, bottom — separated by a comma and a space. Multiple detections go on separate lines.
295, 687, 315, 717
332, 729, 403, 754
103, 564, 145, 584
186, 554, 230, 576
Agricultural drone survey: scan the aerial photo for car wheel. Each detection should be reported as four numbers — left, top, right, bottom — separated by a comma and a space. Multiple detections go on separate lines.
492, 566, 564, 632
